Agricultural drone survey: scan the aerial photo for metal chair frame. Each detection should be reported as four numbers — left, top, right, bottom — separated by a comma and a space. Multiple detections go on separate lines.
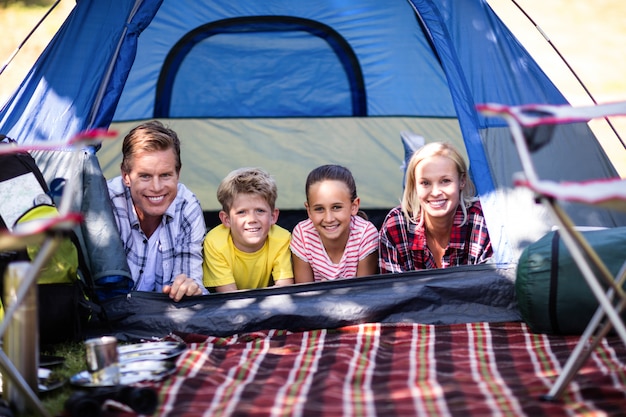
0, 130, 114, 416
478, 101, 626, 400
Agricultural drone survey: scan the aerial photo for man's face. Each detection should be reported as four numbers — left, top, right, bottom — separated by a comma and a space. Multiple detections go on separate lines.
122, 149, 179, 225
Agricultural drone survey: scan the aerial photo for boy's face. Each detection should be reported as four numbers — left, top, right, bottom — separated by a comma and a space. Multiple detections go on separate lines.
219, 193, 278, 253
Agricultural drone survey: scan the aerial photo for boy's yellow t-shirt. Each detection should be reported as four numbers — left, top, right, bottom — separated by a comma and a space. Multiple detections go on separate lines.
202, 224, 293, 289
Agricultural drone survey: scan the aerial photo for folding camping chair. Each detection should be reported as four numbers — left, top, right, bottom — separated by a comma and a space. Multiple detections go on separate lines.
0, 130, 113, 416
0, 217, 79, 417
477, 100, 626, 400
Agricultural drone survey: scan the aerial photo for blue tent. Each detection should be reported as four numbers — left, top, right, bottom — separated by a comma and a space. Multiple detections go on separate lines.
0, 0, 623, 271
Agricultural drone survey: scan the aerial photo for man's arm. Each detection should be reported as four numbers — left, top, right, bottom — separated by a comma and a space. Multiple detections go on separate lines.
163, 274, 203, 301
173, 192, 207, 294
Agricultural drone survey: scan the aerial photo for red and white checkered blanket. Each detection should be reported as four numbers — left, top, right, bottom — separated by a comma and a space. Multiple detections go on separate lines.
106, 321, 626, 416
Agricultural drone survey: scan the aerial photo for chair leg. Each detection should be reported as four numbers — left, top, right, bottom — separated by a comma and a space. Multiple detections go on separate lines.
543, 299, 623, 400
0, 349, 52, 417
542, 246, 626, 400
0, 240, 60, 417
546, 200, 626, 343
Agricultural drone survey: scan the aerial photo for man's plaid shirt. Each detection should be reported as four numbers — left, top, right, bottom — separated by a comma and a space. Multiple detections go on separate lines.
108, 177, 206, 292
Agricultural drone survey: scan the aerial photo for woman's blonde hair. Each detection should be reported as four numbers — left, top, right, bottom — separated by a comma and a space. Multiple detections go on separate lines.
401, 141, 477, 226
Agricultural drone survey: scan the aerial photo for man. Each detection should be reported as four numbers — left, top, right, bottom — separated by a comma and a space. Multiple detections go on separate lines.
108, 120, 207, 301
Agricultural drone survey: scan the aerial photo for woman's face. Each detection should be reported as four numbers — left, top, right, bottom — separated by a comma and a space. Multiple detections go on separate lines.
414, 155, 464, 224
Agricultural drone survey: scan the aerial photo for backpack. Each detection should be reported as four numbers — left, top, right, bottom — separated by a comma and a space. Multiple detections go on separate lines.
0, 137, 100, 344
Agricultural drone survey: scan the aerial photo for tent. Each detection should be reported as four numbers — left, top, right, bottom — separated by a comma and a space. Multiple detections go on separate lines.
4, 2, 626, 415
0, 0, 625, 332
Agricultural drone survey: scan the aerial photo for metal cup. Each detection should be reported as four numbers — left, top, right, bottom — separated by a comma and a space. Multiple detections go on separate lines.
84, 336, 120, 385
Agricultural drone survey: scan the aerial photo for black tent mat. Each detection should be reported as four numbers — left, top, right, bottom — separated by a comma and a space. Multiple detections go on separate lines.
91, 264, 521, 341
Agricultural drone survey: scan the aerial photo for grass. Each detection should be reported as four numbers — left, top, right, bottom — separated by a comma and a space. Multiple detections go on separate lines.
38, 341, 85, 416
2, 340, 85, 416
23, 338, 140, 416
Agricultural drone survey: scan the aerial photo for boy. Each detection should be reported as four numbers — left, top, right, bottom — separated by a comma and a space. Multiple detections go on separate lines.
203, 167, 294, 292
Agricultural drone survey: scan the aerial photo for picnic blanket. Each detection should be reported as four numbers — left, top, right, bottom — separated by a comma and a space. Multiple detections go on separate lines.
104, 321, 626, 416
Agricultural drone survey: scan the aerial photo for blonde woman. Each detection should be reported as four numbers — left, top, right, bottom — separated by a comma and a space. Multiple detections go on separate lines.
378, 142, 492, 273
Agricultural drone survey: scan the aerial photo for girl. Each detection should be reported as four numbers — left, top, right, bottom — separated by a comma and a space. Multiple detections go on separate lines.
290, 165, 379, 283
379, 141, 492, 273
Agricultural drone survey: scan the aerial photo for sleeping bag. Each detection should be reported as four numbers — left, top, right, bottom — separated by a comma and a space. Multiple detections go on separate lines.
516, 227, 626, 335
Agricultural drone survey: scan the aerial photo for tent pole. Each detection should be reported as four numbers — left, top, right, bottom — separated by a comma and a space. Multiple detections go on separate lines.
509, 0, 625, 149
0, 0, 62, 77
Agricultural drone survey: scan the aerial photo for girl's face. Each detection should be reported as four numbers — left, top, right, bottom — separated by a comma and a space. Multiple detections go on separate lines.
414, 155, 465, 224
305, 180, 359, 246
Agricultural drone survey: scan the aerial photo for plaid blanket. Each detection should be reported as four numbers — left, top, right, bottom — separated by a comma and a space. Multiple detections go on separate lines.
107, 322, 626, 416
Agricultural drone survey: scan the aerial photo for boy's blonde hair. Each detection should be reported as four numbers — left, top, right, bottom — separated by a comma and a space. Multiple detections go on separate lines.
402, 141, 477, 226
217, 167, 278, 212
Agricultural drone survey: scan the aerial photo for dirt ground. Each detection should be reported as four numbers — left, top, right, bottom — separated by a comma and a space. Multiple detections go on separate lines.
0, 0, 625, 168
